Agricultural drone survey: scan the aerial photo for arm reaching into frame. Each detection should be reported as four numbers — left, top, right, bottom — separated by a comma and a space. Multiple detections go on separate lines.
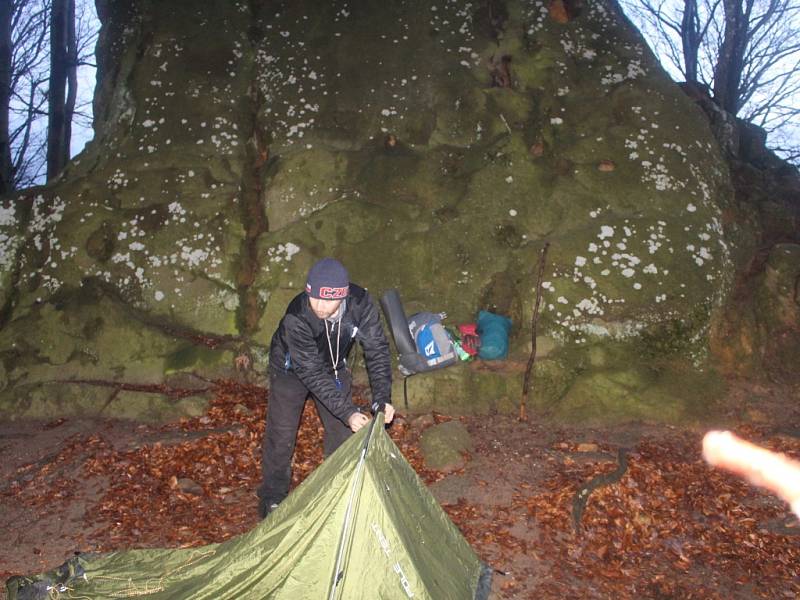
702, 430, 800, 519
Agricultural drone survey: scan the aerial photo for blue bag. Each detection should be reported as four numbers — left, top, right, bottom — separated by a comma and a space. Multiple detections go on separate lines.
477, 310, 512, 360
407, 312, 458, 369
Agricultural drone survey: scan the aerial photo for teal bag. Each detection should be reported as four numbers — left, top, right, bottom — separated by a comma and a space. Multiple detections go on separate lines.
477, 310, 512, 360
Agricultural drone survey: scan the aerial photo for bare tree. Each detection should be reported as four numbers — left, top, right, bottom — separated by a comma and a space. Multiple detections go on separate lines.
1, 0, 13, 194
2, 0, 95, 192
620, 0, 720, 86
5, 0, 51, 190
3, 0, 51, 193
622, 0, 800, 164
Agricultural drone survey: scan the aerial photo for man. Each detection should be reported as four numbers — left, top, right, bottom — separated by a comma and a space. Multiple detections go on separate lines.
258, 258, 395, 518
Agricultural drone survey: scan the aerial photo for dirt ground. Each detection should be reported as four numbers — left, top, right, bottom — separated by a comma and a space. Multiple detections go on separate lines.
1, 378, 799, 599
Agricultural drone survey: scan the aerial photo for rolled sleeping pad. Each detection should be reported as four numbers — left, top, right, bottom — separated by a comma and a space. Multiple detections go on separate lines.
380, 289, 417, 356
379, 289, 433, 375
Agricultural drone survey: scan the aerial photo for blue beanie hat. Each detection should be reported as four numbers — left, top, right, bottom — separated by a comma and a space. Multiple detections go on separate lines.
306, 258, 349, 299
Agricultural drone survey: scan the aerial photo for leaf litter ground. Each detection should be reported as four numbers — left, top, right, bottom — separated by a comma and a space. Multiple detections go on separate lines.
1, 379, 799, 599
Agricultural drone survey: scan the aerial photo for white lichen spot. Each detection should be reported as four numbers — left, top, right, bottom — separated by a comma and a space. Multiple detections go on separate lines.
598, 225, 615, 239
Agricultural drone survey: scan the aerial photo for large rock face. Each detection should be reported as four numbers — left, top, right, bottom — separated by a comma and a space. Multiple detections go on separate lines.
0, 0, 754, 421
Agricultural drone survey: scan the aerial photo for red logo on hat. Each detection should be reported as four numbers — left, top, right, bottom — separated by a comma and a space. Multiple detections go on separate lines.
319, 286, 348, 299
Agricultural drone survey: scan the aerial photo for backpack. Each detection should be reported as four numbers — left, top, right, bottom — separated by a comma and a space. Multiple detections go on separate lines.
407, 312, 458, 369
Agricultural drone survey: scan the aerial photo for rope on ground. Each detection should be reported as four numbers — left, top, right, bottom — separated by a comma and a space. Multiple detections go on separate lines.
571, 447, 629, 534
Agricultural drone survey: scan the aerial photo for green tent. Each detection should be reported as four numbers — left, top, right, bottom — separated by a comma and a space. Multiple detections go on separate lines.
7, 414, 492, 599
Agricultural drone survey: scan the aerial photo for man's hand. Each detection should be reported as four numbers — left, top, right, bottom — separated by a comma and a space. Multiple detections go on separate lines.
384, 403, 395, 424
703, 430, 800, 519
348, 412, 370, 432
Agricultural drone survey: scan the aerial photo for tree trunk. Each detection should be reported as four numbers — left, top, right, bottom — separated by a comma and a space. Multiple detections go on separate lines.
0, 0, 12, 194
680, 0, 699, 84
714, 0, 747, 114
64, 0, 77, 160
47, 0, 69, 181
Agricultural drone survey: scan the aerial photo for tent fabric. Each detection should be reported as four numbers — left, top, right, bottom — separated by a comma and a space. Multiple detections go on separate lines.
6, 415, 492, 599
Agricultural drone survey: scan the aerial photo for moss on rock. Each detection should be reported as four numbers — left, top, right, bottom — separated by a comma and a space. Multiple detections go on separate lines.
0, 381, 209, 422
0, 0, 753, 421
557, 360, 725, 424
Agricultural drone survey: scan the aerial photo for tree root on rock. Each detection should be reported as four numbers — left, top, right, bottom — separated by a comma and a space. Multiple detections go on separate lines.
571, 447, 629, 533
84, 277, 255, 352
57, 378, 212, 400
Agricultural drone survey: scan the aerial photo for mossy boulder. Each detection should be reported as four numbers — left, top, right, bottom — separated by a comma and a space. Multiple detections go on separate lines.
381, 358, 572, 416
0, 0, 766, 421
556, 361, 726, 424
756, 244, 800, 330
753, 244, 800, 379
419, 420, 473, 471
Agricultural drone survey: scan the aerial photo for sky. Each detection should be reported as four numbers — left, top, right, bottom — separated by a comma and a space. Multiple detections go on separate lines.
71, 67, 96, 157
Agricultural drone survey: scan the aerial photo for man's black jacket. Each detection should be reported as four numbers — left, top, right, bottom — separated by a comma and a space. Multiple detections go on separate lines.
268, 284, 392, 423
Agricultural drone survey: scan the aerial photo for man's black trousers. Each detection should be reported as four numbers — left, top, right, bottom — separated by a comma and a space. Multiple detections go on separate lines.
258, 368, 352, 505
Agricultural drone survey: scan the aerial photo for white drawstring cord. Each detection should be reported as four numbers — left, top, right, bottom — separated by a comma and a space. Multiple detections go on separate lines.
325, 316, 342, 385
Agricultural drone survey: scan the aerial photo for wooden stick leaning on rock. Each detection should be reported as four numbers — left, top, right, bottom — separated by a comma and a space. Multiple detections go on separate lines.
520, 241, 550, 422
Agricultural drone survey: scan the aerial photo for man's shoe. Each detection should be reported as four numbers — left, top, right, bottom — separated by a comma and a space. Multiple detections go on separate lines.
259, 499, 280, 519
